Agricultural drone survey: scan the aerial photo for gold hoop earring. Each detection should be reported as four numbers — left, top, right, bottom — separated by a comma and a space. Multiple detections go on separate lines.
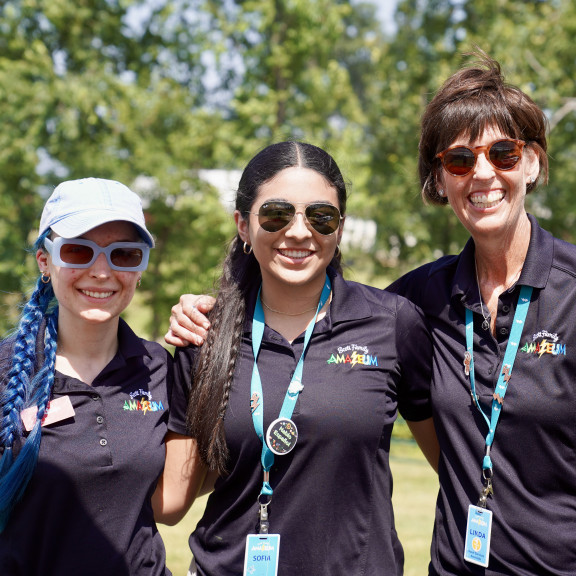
137, 277, 142, 288
243, 242, 253, 255
41, 271, 51, 284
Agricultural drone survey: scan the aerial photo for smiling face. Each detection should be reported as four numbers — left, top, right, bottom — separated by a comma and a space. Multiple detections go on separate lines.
439, 126, 540, 241
36, 221, 142, 327
235, 166, 343, 298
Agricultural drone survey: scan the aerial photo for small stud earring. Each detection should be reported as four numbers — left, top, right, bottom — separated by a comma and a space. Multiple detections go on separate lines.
438, 189, 445, 197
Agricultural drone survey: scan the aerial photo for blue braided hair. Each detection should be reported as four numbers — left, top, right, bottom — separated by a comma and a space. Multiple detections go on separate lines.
0, 231, 59, 532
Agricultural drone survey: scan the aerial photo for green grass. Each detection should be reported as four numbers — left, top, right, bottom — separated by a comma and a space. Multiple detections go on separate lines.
159, 439, 438, 575
390, 440, 438, 576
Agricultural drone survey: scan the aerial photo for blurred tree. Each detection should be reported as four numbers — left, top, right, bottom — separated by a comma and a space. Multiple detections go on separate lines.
0, 0, 230, 338
192, 0, 376, 212
1, 0, 575, 338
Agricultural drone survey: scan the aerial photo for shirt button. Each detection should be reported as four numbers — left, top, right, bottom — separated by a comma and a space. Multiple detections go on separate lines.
99, 438, 108, 446
96, 416, 104, 424
502, 305, 510, 313
91, 394, 99, 401
499, 327, 508, 335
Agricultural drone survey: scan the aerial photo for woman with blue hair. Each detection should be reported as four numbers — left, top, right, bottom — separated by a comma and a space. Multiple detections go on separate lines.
0, 178, 172, 575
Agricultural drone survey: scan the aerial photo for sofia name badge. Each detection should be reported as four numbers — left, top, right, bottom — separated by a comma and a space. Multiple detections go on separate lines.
243, 534, 280, 576
464, 504, 492, 567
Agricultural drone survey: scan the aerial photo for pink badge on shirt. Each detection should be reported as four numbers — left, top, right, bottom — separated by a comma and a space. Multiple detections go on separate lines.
21, 395, 75, 431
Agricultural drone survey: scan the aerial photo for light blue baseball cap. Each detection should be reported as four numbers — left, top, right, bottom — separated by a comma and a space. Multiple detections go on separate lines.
39, 177, 155, 247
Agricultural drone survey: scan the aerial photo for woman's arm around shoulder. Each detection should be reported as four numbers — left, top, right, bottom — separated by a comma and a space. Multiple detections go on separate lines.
152, 431, 216, 526
407, 418, 439, 473
394, 295, 439, 472
164, 294, 216, 347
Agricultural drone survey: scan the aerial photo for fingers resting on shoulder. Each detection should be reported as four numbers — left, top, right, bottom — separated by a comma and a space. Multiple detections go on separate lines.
164, 294, 216, 347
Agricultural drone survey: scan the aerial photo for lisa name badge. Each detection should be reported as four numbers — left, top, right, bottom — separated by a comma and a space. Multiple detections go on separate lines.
243, 534, 280, 576
464, 504, 492, 567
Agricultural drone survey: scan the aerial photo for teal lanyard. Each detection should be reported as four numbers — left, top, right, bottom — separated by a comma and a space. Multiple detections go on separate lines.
250, 275, 332, 499
465, 285, 532, 480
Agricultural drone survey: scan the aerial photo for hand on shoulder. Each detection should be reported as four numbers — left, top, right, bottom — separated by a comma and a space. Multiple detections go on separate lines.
164, 294, 216, 347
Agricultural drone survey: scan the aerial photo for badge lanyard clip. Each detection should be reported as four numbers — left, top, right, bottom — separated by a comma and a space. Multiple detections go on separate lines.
477, 459, 493, 508
258, 488, 271, 534
465, 284, 532, 505
250, 275, 332, 530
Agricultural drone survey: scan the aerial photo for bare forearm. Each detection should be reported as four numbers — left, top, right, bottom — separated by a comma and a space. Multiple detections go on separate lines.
407, 417, 440, 473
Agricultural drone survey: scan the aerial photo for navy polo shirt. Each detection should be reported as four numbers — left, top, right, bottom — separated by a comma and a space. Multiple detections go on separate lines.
170, 270, 433, 576
0, 319, 172, 576
389, 214, 576, 575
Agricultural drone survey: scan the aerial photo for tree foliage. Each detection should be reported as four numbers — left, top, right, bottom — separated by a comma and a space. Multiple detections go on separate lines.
1, 0, 575, 339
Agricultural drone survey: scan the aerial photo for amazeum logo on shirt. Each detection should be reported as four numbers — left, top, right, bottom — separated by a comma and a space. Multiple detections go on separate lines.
521, 330, 567, 357
326, 344, 378, 367
123, 388, 166, 413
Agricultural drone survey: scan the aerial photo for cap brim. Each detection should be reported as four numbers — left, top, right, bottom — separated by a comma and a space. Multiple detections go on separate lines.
49, 211, 155, 247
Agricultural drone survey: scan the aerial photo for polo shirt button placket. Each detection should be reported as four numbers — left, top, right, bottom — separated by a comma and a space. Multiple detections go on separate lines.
89, 393, 111, 462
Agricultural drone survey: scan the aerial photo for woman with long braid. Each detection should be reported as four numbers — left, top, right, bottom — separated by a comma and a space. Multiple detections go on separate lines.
153, 142, 438, 576
0, 178, 172, 576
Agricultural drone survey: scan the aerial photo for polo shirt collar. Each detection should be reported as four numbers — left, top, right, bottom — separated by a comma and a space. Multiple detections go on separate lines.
451, 213, 552, 307
51, 319, 150, 389
97, 318, 151, 375
116, 317, 151, 361
243, 267, 373, 335
324, 268, 372, 326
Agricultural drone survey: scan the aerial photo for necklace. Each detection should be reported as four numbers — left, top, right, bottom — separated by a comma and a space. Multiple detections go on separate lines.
474, 264, 491, 331
474, 260, 523, 332
262, 299, 319, 316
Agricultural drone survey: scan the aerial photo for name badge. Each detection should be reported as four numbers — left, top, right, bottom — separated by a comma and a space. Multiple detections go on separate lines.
243, 534, 280, 576
266, 417, 298, 455
21, 395, 75, 431
464, 504, 493, 567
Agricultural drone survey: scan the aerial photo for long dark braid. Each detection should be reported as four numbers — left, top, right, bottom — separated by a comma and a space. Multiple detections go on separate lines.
186, 142, 347, 475
186, 237, 260, 475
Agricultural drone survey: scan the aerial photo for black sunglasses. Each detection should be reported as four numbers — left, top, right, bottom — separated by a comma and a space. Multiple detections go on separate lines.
436, 138, 526, 177
251, 201, 342, 235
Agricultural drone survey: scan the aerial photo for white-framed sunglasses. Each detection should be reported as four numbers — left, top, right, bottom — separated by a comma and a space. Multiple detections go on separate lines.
44, 237, 150, 272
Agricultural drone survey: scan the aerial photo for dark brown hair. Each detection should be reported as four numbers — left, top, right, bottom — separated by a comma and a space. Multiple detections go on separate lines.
419, 50, 549, 205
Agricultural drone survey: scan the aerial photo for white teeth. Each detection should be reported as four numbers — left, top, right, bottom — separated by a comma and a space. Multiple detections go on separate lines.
470, 191, 504, 209
82, 290, 114, 299
279, 250, 311, 259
